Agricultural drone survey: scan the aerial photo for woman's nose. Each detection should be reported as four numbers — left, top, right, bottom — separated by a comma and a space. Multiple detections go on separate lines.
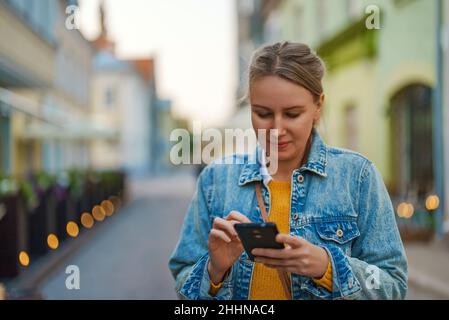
272, 116, 287, 136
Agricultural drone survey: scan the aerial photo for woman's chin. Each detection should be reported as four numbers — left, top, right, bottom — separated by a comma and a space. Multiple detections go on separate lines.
268, 150, 296, 162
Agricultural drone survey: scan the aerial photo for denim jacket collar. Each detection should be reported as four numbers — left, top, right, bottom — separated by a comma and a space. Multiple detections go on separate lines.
238, 128, 328, 186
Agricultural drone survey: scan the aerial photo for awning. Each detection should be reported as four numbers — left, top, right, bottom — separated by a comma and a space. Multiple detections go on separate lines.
0, 87, 62, 127
20, 121, 119, 141
0, 87, 118, 141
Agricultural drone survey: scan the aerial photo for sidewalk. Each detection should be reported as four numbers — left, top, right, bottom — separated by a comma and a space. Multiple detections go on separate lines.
405, 239, 449, 299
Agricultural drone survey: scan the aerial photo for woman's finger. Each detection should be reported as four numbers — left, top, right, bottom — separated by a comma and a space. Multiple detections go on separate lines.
213, 217, 238, 237
276, 234, 305, 248
254, 256, 296, 267
209, 228, 232, 243
251, 247, 296, 259
226, 211, 251, 223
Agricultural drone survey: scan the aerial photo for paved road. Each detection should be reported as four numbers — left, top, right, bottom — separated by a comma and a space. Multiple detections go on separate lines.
40, 174, 196, 299
406, 286, 445, 300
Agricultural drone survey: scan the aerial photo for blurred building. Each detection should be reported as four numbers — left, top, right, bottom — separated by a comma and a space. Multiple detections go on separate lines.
236, 0, 267, 103
152, 98, 177, 174
90, 3, 175, 176
442, 0, 449, 233
220, 0, 271, 157
0, 0, 57, 176
231, 0, 447, 235
0, 0, 101, 176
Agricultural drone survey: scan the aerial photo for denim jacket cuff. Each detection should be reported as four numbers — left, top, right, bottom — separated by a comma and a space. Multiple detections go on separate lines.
324, 245, 361, 299
199, 257, 233, 300
179, 253, 233, 300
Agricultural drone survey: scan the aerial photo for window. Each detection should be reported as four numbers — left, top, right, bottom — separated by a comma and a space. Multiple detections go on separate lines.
390, 85, 434, 199
104, 87, 116, 109
0, 115, 9, 174
6, 0, 55, 42
0, 128, 3, 174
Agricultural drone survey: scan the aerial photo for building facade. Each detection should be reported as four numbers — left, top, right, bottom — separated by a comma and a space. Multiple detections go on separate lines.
231, 0, 447, 235
442, 0, 449, 234
0, 0, 58, 176
90, 51, 151, 174
0, 0, 108, 177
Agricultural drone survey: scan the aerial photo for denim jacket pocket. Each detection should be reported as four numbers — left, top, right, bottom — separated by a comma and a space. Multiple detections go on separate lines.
315, 220, 360, 245
300, 219, 360, 299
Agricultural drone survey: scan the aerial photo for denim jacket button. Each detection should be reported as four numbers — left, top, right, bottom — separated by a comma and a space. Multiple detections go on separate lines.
297, 175, 304, 183
336, 229, 344, 238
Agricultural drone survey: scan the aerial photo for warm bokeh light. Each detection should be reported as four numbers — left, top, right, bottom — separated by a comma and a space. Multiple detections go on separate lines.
47, 234, 59, 250
101, 200, 114, 217
18, 251, 30, 267
92, 205, 106, 221
66, 221, 80, 237
404, 203, 414, 219
108, 196, 122, 212
425, 195, 440, 211
397, 203, 405, 218
81, 212, 94, 229
397, 202, 414, 219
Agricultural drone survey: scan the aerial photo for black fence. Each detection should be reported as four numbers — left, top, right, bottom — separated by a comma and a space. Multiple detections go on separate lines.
0, 170, 126, 279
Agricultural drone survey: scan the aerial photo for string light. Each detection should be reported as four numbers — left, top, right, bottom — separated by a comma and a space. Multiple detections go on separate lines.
81, 212, 94, 229
92, 205, 106, 221
101, 200, 114, 217
425, 195, 440, 211
397, 202, 414, 219
66, 221, 80, 237
18, 251, 30, 267
47, 234, 59, 250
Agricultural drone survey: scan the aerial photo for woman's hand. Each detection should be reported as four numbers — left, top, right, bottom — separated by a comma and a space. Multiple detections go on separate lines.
251, 234, 329, 279
208, 211, 251, 284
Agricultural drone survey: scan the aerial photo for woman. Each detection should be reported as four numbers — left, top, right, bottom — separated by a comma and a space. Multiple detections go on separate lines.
168, 42, 408, 300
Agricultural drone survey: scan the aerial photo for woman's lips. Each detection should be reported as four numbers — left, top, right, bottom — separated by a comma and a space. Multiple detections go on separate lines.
269, 141, 291, 150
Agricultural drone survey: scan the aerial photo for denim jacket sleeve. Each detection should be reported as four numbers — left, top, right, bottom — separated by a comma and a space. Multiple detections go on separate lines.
326, 160, 408, 299
168, 165, 234, 300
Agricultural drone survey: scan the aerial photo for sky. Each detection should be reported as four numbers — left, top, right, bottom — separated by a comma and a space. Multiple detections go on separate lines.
78, 0, 238, 127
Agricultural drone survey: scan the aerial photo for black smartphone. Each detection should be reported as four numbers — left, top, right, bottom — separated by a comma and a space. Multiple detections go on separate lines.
234, 222, 284, 261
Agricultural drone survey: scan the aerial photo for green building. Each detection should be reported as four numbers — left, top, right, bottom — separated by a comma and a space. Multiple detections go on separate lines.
245, 0, 444, 236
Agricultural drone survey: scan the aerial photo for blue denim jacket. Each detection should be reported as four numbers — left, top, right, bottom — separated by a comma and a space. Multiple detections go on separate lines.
168, 129, 408, 300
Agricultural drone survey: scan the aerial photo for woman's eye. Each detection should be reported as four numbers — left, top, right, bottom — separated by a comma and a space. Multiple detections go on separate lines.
257, 112, 272, 118
286, 113, 300, 118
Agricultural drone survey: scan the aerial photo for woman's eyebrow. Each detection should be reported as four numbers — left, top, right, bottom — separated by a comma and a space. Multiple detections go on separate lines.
252, 104, 305, 110
252, 104, 271, 110
284, 106, 305, 110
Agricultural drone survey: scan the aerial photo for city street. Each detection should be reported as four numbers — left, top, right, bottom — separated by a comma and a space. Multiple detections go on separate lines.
33, 172, 444, 300
39, 173, 196, 299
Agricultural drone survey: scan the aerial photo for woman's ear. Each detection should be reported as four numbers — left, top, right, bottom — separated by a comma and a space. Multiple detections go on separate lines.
317, 93, 325, 109
314, 94, 325, 124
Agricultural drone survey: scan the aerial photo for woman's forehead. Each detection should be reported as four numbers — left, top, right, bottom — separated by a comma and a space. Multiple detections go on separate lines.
250, 76, 314, 109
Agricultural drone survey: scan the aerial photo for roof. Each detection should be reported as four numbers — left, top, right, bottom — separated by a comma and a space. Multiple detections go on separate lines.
127, 59, 155, 82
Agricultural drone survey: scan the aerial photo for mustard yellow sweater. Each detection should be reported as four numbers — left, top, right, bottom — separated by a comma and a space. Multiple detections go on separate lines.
210, 180, 332, 298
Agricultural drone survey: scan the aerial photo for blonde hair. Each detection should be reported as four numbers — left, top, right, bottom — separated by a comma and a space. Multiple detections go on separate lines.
247, 41, 325, 103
